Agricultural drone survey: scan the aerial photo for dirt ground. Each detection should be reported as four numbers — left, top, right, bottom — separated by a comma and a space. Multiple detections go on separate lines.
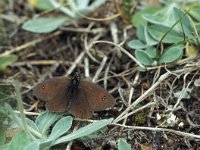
1, 0, 200, 149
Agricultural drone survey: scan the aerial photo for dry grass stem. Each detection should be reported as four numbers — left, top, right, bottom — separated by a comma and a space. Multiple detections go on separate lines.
114, 72, 171, 123
0, 31, 62, 57
92, 56, 108, 83
65, 51, 85, 76
93, 40, 145, 69
113, 123, 200, 139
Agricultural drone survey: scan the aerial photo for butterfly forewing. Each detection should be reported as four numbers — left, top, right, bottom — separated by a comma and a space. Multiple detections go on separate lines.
80, 80, 115, 111
33, 77, 70, 111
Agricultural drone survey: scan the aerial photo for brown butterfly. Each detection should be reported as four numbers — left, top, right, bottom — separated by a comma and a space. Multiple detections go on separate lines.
33, 74, 115, 119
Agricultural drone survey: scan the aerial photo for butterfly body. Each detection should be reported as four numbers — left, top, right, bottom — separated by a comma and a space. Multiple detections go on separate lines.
66, 76, 80, 110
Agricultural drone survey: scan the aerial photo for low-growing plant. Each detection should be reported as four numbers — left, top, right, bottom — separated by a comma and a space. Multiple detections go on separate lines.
0, 81, 113, 150
0, 55, 17, 72
23, 0, 106, 33
2, 108, 113, 150
0, 82, 15, 137
128, 1, 200, 67
118, 138, 132, 150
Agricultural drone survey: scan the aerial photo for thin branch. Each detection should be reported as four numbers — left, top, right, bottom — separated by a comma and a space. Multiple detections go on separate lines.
112, 123, 200, 139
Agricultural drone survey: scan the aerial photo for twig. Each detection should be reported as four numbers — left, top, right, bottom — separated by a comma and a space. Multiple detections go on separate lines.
114, 72, 171, 123
92, 56, 107, 82
110, 22, 119, 44
92, 40, 145, 69
14, 110, 40, 116
61, 27, 105, 34
172, 71, 198, 111
118, 87, 128, 107
122, 87, 134, 126
128, 87, 134, 106
83, 23, 103, 63
0, 31, 62, 57
65, 51, 85, 76
103, 56, 113, 89
120, 102, 155, 123
11, 60, 85, 68
84, 57, 90, 78
112, 123, 200, 139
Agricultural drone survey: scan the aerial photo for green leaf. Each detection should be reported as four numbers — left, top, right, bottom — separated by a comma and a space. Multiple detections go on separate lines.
48, 0, 77, 18
34, 0, 53, 10
86, 0, 106, 13
136, 25, 158, 46
143, 5, 195, 39
22, 17, 69, 33
148, 25, 184, 43
7, 131, 30, 150
128, 40, 147, 49
76, 0, 90, 9
118, 139, 131, 150
137, 66, 147, 72
49, 116, 73, 140
135, 50, 154, 66
172, 7, 195, 38
49, 0, 105, 19
80, 127, 108, 140
0, 144, 7, 150
143, 13, 165, 25
136, 25, 146, 42
0, 55, 17, 71
25, 140, 52, 150
38, 140, 52, 150
26, 118, 39, 133
23, 141, 40, 150
143, 4, 176, 27
54, 118, 113, 145
159, 45, 184, 64
0, 85, 10, 101
0, 86, 10, 132
145, 47, 157, 59
144, 26, 158, 46
35, 111, 63, 135
132, 7, 161, 27
24, 0, 106, 33
189, 7, 200, 21
0, 132, 5, 145
5, 104, 23, 128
